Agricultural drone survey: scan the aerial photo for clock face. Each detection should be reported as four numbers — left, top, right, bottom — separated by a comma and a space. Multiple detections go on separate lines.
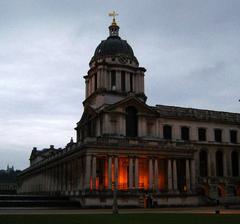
118, 56, 128, 64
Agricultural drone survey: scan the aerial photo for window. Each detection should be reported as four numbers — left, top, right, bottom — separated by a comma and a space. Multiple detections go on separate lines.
94, 73, 97, 91
215, 129, 222, 142
163, 125, 172, 140
111, 70, 116, 90
199, 150, 208, 177
126, 106, 138, 137
130, 73, 133, 92
216, 150, 223, 177
198, 128, 206, 141
181, 126, 189, 141
121, 71, 126, 91
230, 130, 237, 144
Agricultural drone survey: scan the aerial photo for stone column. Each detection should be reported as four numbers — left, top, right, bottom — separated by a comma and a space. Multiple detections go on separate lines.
129, 157, 133, 190
92, 156, 96, 190
239, 152, 240, 177
108, 156, 112, 190
190, 159, 196, 191
186, 159, 191, 192
210, 150, 216, 177
167, 159, 173, 191
149, 158, 153, 190
223, 150, 227, 177
84, 155, 91, 190
173, 160, 178, 191
62, 163, 66, 192
114, 156, 119, 190
207, 151, 212, 177
135, 157, 139, 189
154, 159, 158, 191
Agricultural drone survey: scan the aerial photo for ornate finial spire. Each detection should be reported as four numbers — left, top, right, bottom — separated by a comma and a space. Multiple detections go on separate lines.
108, 11, 120, 37
108, 10, 119, 26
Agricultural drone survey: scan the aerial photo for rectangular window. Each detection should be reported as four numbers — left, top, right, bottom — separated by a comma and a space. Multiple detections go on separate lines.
181, 127, 190, 141
121, 71, 126, 91
111, 70, 116, 90
130, 73, 133, 92
230, 130, 237, 143
214, 129, 222, 142
94, 73, 97, 91
198, 128, 206, 141
163, 125, 172, 140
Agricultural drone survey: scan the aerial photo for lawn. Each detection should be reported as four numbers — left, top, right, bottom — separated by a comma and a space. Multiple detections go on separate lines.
0, 213, 240, 224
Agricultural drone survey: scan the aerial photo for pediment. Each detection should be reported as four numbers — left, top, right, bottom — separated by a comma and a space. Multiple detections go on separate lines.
104, 96, 158, 116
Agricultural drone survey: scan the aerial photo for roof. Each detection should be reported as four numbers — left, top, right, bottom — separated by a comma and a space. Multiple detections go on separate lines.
155, 104, 240, 124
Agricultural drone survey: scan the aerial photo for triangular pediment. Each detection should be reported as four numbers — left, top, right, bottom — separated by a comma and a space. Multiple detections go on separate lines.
77, 104, 97, 126
104, 96, 158, 116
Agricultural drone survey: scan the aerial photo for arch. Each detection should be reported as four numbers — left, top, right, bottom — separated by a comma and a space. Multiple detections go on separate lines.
199, 184, 209, 196
216, 150, 224, 177
231, 151, 239, 177
126, 106, 138, 137
199, 150, 208, 177
217, 184, 225, 197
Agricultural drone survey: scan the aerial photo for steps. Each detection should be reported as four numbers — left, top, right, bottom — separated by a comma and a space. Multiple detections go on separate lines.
0, 195, 80, 207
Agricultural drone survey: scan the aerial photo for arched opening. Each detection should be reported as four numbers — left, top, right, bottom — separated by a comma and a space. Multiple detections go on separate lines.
199, 150, 208, 177
231, 151, 239, 177
216, 150, 223, 177
126, 106, 138, 137
199, 184, 209, 196
217, 184, 225, 197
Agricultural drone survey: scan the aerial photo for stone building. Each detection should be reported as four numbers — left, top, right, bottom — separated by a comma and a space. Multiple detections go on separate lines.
18, 16, 240, 207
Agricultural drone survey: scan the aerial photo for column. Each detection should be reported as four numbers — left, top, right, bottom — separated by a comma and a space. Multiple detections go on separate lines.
186, 159, 191, 192
114, 157, 119, 189
84, 155, 91, 190
149, 158, 153, 190
62, 163, 66, 192
173, 159, 178, 191
207, 151, 212, 177
154, 159, 158, 191
108, 156, 112, 190
92, 156, 96, 190
223, 150, 227, 177
239, 152, 240, 178
210, 150, 216, 176
190, 159, 196, 191
167, 159, 173, 191
129, 157, 133, 190
135, 157, 139, 189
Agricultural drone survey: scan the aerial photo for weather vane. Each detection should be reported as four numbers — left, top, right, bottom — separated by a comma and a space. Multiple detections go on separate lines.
108, 10, 119, 25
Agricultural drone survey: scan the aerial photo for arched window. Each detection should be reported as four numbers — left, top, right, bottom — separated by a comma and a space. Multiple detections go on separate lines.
126, 106, 138, 137
216, 150, 223, 177
231, 151, 239, 177
199, 150, 208, 177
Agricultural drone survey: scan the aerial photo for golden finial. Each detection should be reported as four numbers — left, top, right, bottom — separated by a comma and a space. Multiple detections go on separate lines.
108, 10, 119, 26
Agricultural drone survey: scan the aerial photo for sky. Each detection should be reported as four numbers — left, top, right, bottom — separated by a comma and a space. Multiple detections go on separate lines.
0, 0, 240, 170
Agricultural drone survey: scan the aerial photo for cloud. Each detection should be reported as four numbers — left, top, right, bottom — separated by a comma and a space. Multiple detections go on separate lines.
0, 0, 240, 169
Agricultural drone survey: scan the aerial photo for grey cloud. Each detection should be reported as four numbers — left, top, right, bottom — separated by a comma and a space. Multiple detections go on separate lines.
0, 0, 240, 169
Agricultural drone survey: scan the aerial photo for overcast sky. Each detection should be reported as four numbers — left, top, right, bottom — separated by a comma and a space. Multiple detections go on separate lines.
0, 0, 240, 170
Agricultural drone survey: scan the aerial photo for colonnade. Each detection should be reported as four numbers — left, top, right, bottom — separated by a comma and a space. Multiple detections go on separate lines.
19, 155, 196, 194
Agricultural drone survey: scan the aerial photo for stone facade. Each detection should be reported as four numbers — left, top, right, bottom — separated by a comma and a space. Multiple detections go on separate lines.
18, 18, 240, 207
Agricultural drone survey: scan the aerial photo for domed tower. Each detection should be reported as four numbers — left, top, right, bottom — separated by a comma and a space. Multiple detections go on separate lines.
83, 15, 147, 109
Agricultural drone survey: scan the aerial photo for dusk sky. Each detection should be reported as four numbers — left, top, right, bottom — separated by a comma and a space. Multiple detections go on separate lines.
0, 0, 240, 170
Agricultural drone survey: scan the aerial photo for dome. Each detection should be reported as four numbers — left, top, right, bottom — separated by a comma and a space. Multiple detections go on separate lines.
91, 20, 138, 63
93, 36, 135, 59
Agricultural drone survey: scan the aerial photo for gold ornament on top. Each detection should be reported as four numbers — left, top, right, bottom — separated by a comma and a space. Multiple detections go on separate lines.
108, 10, 119, 26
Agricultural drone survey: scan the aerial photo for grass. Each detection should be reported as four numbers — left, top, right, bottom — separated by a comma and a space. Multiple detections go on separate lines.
0, 214, 240, 224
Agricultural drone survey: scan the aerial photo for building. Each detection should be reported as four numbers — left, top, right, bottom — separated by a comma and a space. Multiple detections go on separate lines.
18, 15, 240, 207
